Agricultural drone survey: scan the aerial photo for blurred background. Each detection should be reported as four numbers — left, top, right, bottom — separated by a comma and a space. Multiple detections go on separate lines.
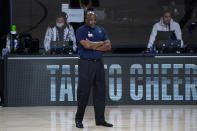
1, 0, 197, 50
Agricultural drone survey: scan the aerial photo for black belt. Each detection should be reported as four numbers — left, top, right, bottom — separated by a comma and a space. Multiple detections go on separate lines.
80, 56, 101, 62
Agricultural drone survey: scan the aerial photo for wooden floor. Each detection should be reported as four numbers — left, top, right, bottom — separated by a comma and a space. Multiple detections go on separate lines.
0, 106, 197, 131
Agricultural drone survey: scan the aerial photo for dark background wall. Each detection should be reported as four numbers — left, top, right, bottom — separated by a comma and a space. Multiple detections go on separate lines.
0, 1, 9, 104
5, 55, 197, 106
11, 0, 196, 48
0, 0, 10, 51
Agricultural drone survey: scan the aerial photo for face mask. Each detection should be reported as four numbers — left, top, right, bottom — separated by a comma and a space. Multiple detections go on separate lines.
56, 23, 64, 28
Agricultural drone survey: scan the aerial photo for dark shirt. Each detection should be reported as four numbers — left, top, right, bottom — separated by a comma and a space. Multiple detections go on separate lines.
69, 0, 81, 8
57, 27, 64, 42
184, 0, 197, 7
76, 24, 109, 59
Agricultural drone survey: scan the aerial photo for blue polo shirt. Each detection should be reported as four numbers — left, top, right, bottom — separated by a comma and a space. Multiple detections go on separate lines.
76, 24, 109, 60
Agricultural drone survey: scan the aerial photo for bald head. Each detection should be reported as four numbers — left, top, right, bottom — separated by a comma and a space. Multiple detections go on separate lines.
85, 11, 96, 28
86, 11, 96, 18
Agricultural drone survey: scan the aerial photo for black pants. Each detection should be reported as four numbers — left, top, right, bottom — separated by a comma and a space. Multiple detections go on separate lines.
75, 58, 105, 123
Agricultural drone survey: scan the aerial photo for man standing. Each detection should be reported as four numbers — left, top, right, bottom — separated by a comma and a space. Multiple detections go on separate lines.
75, 11, 113, 128
44, 13, 77, 54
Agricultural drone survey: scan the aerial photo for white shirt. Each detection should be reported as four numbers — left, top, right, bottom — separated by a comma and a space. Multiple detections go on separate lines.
44, 24, 77, 52
147, 18, 183, 48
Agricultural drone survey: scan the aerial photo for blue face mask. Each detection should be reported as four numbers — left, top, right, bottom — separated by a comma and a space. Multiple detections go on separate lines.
56, 23, 64, 28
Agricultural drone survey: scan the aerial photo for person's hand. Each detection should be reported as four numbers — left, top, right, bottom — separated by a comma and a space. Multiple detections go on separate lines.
145, 48, 151, 53
73, 47, 77, 52
46, 50, 51, 55
7, 50, 10, 54
104, 42, 110, 47
99, 41, 105, 45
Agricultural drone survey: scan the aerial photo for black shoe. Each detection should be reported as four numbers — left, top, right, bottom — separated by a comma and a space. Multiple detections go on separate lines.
0, 103, 5, 107
96, 121, 113, 127
76, 121, 84, 128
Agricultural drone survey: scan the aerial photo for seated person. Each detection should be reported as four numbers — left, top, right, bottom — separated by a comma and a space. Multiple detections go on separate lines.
147, 10, 184, 50
44, 13, 77, 54
4, 26, 18, 54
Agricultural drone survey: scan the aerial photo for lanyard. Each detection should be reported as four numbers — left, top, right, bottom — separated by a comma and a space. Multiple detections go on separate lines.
56, 27, 69, 41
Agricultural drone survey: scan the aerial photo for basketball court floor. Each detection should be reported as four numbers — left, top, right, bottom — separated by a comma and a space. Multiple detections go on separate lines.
0, 106, 197, 131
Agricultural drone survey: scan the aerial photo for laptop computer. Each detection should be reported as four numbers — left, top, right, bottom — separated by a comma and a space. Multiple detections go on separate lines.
154, 31, 181, 53
51, 41, 73, 54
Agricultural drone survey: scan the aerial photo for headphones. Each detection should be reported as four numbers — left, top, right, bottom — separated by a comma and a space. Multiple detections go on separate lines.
57, 12, 68, 21
64, 13, 68, 20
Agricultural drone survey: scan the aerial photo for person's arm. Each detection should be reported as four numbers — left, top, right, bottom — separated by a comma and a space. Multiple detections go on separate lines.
77, 28, 105, 50
6, 34, 11, 52
147, 23, 158, 49
44, 27, 52, 53
80, 0, 92, 12
174, 23, 184, 48
94, 40, 111, 51
68, 25, 77, 52
93, 28, 111, 51
80, 39, 104, 50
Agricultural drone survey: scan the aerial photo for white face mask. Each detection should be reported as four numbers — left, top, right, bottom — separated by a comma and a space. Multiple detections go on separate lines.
56, 23, 64, 28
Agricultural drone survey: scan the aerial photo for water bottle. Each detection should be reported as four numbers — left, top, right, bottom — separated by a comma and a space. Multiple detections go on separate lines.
6, 36, 11, 50
2, 48, 8, 59
14, 39, 18, 52
2, 48, 6, 56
